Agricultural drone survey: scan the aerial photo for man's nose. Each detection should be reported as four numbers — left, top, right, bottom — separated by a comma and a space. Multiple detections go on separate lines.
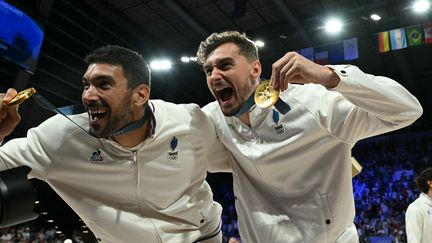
209, 67, 223, 82
82, 86, 98, 102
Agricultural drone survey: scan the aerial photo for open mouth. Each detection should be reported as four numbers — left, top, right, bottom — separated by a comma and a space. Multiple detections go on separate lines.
216, 87, 234, 103
88, 108, 107, 121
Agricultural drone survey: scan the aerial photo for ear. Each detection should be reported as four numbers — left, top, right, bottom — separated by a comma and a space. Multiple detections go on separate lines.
250, 60, 262, 79
133, 84, 150, 107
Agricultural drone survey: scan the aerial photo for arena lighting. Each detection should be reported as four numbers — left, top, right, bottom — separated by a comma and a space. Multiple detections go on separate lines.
254, 40, 265, 47
413, 0, 430, 13
180, 56, 190, 63
0, 166, 38, 228
180, 56, 198, 64
149, 59, 172, 71
324, 18, 343, 34
370, 14, 381, 21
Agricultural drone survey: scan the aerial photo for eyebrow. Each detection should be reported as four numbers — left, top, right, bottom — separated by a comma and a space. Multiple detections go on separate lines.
203, 57, 234, 70
82, 75, 116, 84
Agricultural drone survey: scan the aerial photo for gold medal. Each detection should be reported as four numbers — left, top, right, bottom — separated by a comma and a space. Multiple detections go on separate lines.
254, 80, 279, 108
3, 87, 37, 106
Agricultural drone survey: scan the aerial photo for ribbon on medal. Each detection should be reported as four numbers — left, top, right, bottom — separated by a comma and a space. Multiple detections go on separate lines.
235, 80, 290, 117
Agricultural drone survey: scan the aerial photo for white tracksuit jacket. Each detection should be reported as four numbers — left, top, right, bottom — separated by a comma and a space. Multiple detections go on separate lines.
203, 65, 423, 243
0, 100, 228, 243
406, 193, 432, 243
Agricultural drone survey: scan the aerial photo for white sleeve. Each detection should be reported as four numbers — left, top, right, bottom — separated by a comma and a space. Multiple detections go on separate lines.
0, 115, 67, 180
321, 65, 423, 143
197, 107, 231, 173
405, 203, 422, 243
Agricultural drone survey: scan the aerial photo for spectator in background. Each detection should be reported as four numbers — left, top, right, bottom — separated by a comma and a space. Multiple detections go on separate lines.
405, 167, 432, 243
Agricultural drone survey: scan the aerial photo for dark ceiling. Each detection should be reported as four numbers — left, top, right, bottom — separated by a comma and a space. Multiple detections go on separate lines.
91, 0, 432, 128
1, 0, 432, 241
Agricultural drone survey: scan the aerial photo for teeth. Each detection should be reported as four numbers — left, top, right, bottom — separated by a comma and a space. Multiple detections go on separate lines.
215, 86, 230, 92
88, 109, 106, 115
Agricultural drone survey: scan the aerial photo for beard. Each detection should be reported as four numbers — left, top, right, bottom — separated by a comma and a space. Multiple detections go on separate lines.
220, 101, 241, 117
89, 95, 134, 138
218, 91, 252, 117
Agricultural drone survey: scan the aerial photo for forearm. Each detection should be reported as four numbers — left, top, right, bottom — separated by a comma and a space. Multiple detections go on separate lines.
329, 65, 422, 129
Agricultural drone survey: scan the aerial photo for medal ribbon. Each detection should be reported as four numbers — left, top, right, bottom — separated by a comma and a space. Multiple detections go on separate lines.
234, 81, 291, 117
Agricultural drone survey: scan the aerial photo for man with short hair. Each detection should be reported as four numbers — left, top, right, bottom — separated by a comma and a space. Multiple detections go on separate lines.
197, 31, 423, 243
406, 167, 432, 243
0, 45, 228, 243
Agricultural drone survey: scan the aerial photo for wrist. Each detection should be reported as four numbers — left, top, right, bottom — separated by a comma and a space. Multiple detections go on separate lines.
322, 67, 341, 89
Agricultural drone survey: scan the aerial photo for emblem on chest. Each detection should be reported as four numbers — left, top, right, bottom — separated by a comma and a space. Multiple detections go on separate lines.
89, 149, 104, 162
272, 110, 285, 135
167, 136, 179, 161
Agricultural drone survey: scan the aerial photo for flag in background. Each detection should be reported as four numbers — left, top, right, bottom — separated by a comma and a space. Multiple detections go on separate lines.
328, 42, 344, 63
406, 25, 424, 46
300, 47, 314, 61
377, 31, 390, 53
389, 28, 407, 50
343, 37, 359, 60
314, 50, 328, 65
424, 21, 432, 44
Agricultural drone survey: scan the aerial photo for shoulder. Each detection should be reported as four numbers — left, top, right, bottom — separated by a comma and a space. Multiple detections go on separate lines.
150, 100, 211, 134
150, 99, 203, 120
407, 198, 424, 212
202, 101, 219, 113
202, 101, 223, 121
40, 113, 87, 130
35, 113, 88, 139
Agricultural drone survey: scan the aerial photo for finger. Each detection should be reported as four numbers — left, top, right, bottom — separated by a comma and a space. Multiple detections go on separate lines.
270, 60, 281, 90
271, 53, 291, 90
3, 88, 18, 104
279, 57, 297, 91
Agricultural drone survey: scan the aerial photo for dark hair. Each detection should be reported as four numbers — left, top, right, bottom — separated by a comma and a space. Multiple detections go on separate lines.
415, 167, 432, 193
84, 45, 151, 89
196, 31, 259, 65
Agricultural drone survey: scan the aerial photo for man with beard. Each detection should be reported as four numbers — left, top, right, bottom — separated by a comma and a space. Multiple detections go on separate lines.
197, 31, 423, 243
405, 167, 432, 243
0, 45, 228, 243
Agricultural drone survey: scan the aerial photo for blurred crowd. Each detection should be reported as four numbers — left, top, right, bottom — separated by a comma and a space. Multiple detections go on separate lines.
0, 223, 83, 243
352, 131, 431, 242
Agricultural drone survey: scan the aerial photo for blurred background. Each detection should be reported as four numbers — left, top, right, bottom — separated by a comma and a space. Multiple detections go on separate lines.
0, 0, 431, 242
